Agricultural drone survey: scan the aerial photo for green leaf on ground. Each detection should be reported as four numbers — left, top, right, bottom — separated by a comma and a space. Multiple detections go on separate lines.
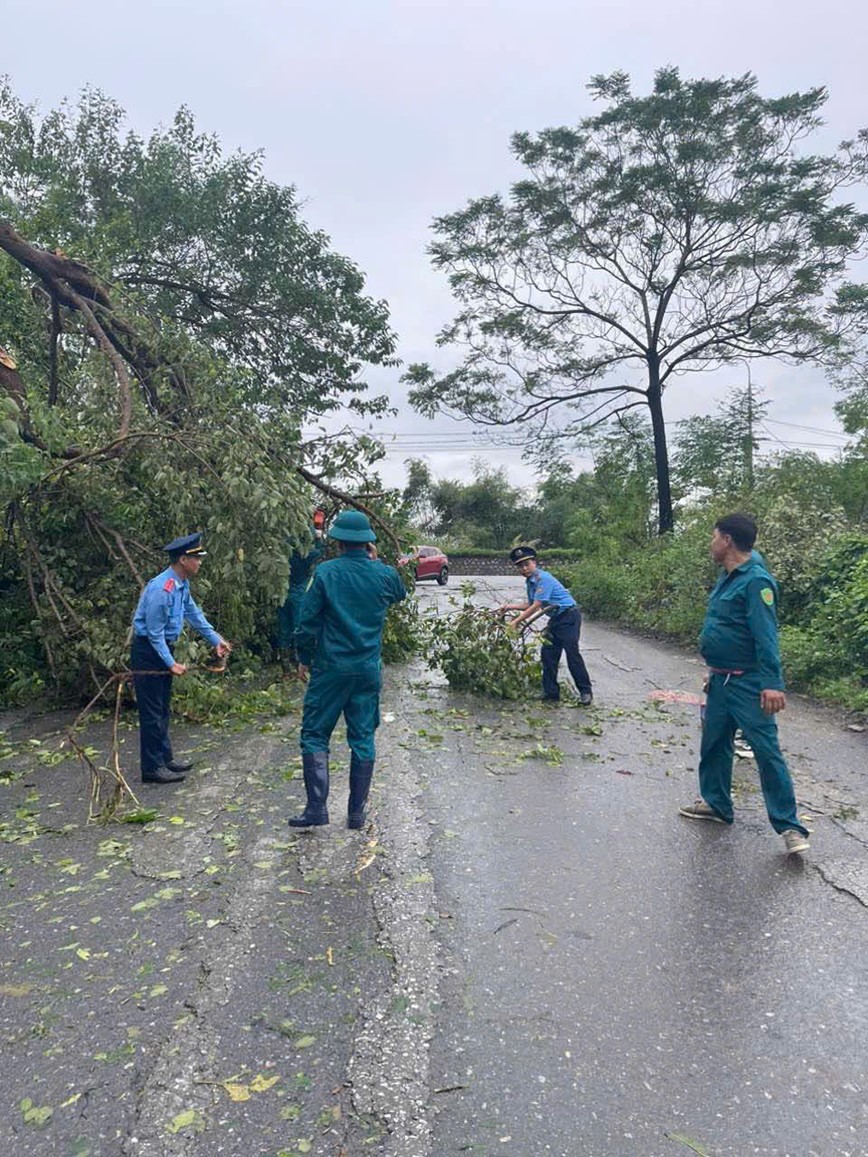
20, 1098, 53, 1127
665, 1133, 710, 1155
166, 1109, 204, 1134
120, 809, 158, 825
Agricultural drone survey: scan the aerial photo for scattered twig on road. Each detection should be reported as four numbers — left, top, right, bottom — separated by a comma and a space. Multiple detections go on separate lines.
603, 654, 639, 672
493, 918, 519, 935
664, 1133, 710, 1156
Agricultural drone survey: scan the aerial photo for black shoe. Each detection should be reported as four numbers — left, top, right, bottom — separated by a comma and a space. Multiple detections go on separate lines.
579, 690, 594, 707
287, 809, 329, 828
142, 767, 185, 784
166, 758, 194, 773
538, 695, 560, 703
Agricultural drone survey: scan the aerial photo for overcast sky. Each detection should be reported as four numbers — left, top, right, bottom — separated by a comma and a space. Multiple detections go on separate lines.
6, 0, 867, 491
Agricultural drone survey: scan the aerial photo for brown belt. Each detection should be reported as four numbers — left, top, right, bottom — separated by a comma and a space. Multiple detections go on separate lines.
708, 667, 745, 676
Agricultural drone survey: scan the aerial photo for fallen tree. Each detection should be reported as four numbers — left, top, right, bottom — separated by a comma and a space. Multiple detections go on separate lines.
0, 83, 401, 712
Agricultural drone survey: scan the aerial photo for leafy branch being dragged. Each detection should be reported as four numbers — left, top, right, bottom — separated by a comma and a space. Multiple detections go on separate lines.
426, 584, 541, 700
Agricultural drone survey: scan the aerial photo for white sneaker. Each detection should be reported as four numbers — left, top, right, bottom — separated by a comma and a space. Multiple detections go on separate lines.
782, 829, 810, 854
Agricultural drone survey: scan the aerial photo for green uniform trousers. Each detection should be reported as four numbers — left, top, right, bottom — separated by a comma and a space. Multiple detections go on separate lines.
276, 588, 305, 651
699, 672, 808, 836
300, 666, 381, 761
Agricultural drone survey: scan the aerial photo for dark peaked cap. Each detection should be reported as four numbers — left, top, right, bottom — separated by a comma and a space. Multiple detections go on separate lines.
509, 545, 537, 564
163, 532, 207, 557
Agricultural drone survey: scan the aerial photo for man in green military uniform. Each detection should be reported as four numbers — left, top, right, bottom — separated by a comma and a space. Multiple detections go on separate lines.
679, 513, 811, 854
275, 511, 325, 673
288, 509, 406, 830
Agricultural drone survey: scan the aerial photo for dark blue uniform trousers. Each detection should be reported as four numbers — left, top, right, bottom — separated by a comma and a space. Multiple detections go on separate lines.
131, 636, 175, 775
300, 666, 381, 762
699, 672, 808, 836
541, 608, 592, 700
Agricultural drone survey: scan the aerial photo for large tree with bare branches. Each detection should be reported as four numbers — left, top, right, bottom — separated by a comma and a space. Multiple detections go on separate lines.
0, 81, 398, 698
405, 69, 868, 532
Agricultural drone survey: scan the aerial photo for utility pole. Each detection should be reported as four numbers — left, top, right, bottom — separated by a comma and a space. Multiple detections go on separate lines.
745, 370, 754, 493
740, 363, 767, 495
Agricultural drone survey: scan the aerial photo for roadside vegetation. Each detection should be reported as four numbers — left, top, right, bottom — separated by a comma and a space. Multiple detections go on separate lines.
2, 70, 868, 716
398, 397, 868, 711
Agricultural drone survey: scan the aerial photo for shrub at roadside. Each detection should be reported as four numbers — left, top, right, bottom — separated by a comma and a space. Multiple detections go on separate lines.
553, 525, 868, 712
777, 535, 868, 708
552, 525, 714, 641
549, 559, 630, 620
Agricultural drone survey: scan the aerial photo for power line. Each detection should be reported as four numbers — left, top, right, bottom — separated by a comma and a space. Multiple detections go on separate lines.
757, 424, 855, 452
764, 417, 851, 439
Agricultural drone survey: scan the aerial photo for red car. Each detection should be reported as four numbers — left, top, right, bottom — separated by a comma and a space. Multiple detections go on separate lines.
398, 545, 449, 585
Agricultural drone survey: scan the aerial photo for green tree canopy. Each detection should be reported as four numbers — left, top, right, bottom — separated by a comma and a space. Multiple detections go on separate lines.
405, 68, 868, 534
400, 457, 437, 531
0, 80, 395, 421
427, 460, 530, 549
0, 81, 398, 698
832, 283, 868, 454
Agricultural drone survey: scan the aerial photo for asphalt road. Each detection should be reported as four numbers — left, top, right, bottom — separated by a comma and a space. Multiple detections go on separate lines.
400, 576, 868, 1157
0, 576, 866, 1157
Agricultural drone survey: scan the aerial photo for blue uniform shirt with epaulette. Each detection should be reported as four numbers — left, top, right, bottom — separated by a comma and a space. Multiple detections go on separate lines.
133, 567, 221, 668
699, 557, 784, 690
295, 548, 406, 672
526, 568, 577, 616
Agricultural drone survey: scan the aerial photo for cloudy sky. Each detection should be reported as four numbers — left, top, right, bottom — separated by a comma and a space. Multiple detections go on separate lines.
6, 0, 867, 490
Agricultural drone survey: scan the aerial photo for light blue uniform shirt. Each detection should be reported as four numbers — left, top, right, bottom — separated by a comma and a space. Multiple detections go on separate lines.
526, 568, 576, 616
132, 566, 220, 668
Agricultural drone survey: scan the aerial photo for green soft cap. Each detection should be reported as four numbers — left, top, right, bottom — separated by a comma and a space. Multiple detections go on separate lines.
328, 510, 377, 543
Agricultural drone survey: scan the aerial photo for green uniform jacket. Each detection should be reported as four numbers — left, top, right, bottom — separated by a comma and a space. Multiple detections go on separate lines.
295, 547, 406, 672
289, 542, 323, 597
699, 557, 785, 691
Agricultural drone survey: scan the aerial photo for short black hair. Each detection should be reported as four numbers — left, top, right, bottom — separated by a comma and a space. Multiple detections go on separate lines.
714, 512, 757, 552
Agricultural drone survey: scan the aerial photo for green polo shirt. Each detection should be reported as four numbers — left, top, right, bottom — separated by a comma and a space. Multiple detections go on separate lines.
699, 556, 785, 690
295, 547, 406, 672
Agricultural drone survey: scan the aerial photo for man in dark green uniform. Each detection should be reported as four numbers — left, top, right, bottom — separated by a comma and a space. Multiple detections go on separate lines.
275, 512, 325, 673
679, 513, 811, 854
288, 509, 406, 830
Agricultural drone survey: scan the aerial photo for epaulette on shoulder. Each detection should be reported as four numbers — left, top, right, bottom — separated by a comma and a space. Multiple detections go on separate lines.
163, 577, 176, 593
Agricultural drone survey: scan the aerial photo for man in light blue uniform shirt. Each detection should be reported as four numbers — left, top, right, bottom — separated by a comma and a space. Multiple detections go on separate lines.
499, 546, 593, 705
131, 532, 230, 784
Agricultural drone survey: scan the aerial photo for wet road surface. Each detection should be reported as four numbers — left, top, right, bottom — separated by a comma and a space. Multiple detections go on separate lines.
399, 577, 868, 1157
0, 575, 866, 1156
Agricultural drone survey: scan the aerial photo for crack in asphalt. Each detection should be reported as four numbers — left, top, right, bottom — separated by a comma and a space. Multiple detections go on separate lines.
121, 826, 280, 1156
